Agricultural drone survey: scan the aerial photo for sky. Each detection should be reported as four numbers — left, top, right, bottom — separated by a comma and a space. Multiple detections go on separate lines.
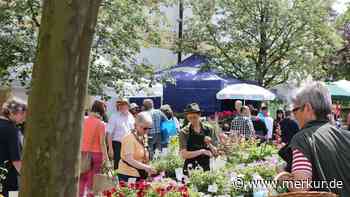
333, 0, 350, 14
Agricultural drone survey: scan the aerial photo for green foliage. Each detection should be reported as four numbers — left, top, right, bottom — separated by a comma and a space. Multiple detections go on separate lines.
89, 0, 164, 95
0, 0, 164, 95
188, 139, 283, 195
223, 139, 278, 165
325, 6, 350, 80
151, 137, 184, 178
188, 169, 230, 195
178, 0, 342, 87
151, 152, 184, 178
0, 0, 38, 86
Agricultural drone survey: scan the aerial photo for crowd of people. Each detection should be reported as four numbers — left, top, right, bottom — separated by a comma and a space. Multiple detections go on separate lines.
226, 99, 300, 147
1, 82, 350, 197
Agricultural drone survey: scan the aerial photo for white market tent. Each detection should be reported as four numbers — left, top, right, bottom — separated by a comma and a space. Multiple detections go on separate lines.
216, 83, 276, 101
334, 80, 350, 90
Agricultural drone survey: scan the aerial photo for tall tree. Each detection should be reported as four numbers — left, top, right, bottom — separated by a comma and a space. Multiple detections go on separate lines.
179, 0, 342, 87
20, 1, 101, 197
325, 6, 350, 80
0, 0, 164, 95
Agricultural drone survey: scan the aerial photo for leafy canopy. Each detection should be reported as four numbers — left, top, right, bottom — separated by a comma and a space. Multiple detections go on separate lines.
178, 0, 342, 87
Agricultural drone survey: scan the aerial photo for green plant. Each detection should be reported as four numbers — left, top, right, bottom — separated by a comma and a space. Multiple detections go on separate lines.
188, 169, 230, 195
151, 136, 184, 178
225, 139, 279, 165
151, 150, 183, 178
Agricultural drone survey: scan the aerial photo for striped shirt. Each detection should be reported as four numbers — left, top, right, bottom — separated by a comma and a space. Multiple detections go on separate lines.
292, 149, 313, 176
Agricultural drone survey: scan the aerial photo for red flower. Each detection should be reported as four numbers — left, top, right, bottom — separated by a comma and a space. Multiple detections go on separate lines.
119, 180, 126, 188
182, 192, 189, 197
137, 190, 145, 197
136, 180, 149, 190
101, 190, 112, 197
178, 185, 188, 193
155, 187, 167, 197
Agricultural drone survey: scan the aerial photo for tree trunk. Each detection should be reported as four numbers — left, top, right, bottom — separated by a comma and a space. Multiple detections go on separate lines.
20, 1, 101, 197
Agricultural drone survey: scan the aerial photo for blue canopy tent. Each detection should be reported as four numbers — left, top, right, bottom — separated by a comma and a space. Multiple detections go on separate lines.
157, 54, 254, 115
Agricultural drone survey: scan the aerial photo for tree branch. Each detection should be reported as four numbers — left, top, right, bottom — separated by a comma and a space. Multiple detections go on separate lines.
267, 22, 306, 61
264, 60, 295, 87
27, 0, 41, 27
205, 24, 245, 77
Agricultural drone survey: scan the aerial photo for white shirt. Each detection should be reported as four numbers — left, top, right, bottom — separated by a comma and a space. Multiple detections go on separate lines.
107, 112, 135, 142
264, 117, 274, 139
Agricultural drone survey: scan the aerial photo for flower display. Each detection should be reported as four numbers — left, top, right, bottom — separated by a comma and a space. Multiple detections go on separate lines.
101, 179, 195, 197
102, 136, 286, 196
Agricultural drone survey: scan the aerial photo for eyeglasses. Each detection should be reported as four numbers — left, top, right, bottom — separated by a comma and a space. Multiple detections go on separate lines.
292, 105, 304, 113
141, 126, 152, 131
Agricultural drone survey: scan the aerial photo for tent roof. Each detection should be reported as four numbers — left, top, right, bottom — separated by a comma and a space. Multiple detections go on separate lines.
326, 82, 350, 100
156, 54, 256, 84
173, 54, 208, 68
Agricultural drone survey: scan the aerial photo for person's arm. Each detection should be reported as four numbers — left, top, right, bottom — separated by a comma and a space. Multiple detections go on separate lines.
9, 129, 22, 174
289, 149, 312, 192
123, 139, 156, 174
204, 136, 219, 157
124, 153, 149, 170
100, 124, 109, 162
107, 135, 114, 158
106, 115, 115, 158
180, 148, 210, 159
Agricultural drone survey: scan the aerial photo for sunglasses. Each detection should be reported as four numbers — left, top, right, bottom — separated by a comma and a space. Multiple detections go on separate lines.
292, 105, 304, 113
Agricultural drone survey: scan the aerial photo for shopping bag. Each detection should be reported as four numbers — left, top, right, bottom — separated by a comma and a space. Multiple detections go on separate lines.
92, 161, 117, 195
80, 152, 92, 174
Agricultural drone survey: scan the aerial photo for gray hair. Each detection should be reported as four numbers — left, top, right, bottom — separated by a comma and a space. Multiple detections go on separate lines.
1, 99, 27, 118
293, 82, 332, 120
135, 111, 153, 125
143, 99, 154, 110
